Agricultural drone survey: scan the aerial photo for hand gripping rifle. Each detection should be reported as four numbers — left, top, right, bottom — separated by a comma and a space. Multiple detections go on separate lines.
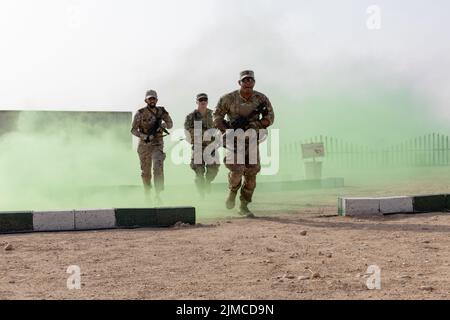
222, 101, 269, 148
144, 117, 170, 143
228, 101, 269, 130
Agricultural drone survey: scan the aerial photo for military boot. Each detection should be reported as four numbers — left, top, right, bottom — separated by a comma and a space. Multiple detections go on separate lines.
204, 180, 212, 194
143, 182, 152, 203
155, 193, 163, 205
144, 189, 152, 203
195, 176, 206, 199
239, 200, 255, 218
225, 190, 237, 209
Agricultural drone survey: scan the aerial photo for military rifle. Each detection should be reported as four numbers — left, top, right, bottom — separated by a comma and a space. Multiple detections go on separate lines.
227, 101, 269, 130
144, 117, 170, 143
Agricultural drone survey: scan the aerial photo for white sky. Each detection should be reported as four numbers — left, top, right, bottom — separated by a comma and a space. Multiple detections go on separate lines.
0, 0, 449, 123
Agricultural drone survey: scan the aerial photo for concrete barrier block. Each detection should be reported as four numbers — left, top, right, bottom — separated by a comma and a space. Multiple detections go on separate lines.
156, 207, 196, 227
339, 198, 380, 216
379, 197, 414, 214
115, 207, 196, 228
74, 209, 116, 230
0, 211, 33, 233
33, 210, 75, 231
115, 208, 158, 228
413, 194, 447, 212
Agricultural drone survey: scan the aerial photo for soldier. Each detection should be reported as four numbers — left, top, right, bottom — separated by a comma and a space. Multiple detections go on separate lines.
131, 89, 173, 203
213, 70, 275, 217
184, 93, 220, 197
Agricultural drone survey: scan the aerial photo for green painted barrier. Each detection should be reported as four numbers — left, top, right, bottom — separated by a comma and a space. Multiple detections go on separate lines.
413, 195, 447, 212
115, 207, 195, 228
0, 211, 33, 233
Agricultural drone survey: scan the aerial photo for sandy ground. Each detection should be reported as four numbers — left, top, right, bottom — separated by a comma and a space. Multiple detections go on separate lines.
1, 205, 449, 300
1, 168, 450, 300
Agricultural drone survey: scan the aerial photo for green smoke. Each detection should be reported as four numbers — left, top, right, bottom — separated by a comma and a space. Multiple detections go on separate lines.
268, 73, 450, 188
1, 75, 449, 218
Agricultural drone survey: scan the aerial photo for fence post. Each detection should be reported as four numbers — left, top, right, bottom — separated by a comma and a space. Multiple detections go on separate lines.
335, 137, 340, 170
414, 138, 418, 166
365, 145, 369, 169
432, 133, 436, 166
345, 141, 349, 169
442, 134, 446, 165
329, 137, 333, 168
437, 133, 441, 165
350, 142, 354, 170
391, 145, 395, 168
399, 142, 403, 167
409, 139, 413, 167
422, 135, 426, 166
445, 136, 450, 165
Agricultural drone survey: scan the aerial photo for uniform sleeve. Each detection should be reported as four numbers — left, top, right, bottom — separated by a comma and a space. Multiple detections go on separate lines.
131, 112, 145, 139
213, 96, 229, 132
161, 109, 173, 129
184, 113, 193, 131
261, 96, 275, 127
207, 110, 214, 129
184, 113, 194, 144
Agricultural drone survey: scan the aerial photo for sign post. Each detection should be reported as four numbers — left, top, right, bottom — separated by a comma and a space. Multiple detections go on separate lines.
301, 142, 325, 180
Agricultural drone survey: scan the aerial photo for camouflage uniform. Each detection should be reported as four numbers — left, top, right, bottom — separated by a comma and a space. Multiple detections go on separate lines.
131, 103, 173, 193
213, 83, 274, 204
184, 107, 220, 194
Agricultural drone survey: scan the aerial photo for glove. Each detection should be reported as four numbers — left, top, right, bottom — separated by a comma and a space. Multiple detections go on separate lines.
217, 120, 230, 134
248, 121, 262, 130
260, 118, 270, 128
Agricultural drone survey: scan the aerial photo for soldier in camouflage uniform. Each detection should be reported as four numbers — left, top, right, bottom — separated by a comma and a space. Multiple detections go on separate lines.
131, 90, 173, 202
213, 70, 275, 217
184, 93, 220, 197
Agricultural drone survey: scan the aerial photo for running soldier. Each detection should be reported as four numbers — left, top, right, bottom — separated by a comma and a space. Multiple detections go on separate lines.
213, 70, 275, 217
184, 93, 220, 197
131, 89, 173, 203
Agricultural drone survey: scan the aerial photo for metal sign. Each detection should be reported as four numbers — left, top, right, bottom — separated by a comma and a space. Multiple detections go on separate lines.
301, 142, 325, 159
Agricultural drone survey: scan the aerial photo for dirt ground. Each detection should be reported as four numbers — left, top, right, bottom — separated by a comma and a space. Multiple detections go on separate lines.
1, 204, 449, 300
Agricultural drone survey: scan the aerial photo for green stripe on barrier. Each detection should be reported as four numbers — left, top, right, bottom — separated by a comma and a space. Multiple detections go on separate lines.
413, 195, 446, 212
0, 211, 33, 233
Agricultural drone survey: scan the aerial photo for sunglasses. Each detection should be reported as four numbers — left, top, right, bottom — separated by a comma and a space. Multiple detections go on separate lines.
198, 98, 208, 102
241, 77, 255, 83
